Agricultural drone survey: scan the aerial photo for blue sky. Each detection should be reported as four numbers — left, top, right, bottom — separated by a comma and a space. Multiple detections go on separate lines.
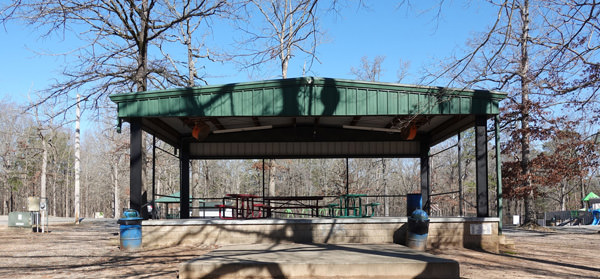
0, 1, 495, 106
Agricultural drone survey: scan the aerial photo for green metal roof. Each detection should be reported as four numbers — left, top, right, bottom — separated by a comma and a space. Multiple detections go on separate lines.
155, 192, 196, 203
110, 77, 505, 118
109, 77, 506, 159
583, 192, 599, 201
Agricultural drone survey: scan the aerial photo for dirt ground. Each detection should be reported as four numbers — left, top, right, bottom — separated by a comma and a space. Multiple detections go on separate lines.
1, 218, 599, 279
432, 225, 600, 279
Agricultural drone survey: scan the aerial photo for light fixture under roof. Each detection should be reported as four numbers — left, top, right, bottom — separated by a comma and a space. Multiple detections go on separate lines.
343, 124, 418, 140
192, 120, 210, 140
212, 125, 273, 134
342, 125, 403, 133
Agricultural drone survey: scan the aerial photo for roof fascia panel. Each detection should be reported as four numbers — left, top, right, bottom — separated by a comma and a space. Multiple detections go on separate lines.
110, 77, 506, 118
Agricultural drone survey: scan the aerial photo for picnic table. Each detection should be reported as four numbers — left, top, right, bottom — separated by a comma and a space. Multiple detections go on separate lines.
262, 196, 324, 218
339, 194, 367, 217
219, 194, 261, 219
327, 194, 379, 218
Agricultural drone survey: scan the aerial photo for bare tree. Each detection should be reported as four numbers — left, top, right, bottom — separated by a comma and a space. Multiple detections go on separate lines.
235, 0, 324, 78
396, 58, 411, 83
96, 115, 130, 219
1, 0, 229, 217
159, 0, 233, 87
1, 0, 227, 113
350, 55, 386, 82
424, 0, 600, 224
0, 100, 34, 214
33, 106, 52, 230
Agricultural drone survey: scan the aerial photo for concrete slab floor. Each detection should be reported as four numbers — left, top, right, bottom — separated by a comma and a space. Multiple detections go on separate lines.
180, 243, 459, 279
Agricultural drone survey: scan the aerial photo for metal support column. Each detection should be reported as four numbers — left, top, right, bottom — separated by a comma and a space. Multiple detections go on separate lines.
262, 159, 265, 198
346, 158, 349, 195
420, 142, 430, 214
180, 139, 190, 219
475, 115, 489, 217
129, 118, 143, 213
458, 132, 463, 216
495, 115, 503, 234
152, 135, 156, 218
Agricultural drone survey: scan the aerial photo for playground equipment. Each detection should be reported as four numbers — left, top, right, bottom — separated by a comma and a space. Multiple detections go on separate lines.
584, 193, 600, 225
545, 210, 593, 226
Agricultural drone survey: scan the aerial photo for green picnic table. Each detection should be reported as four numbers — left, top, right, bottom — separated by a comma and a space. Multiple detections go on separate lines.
339, 194, 366, 217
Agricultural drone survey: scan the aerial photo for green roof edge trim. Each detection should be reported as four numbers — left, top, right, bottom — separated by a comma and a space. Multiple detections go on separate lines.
110, 77, 507, 118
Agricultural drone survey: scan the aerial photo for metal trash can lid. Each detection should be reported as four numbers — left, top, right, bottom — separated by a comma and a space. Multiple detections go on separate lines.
122, 209, 141, 218
118, 209, 143, 225
410, 209, 429, 221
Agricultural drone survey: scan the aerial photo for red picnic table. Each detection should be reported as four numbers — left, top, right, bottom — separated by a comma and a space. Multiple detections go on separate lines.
218, 194, 262, 219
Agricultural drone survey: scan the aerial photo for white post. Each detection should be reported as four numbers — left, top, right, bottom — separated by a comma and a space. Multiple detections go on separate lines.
74, 94, 81, 224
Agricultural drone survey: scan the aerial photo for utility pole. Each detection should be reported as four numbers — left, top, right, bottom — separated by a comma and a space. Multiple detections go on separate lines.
40, 137, 47, 232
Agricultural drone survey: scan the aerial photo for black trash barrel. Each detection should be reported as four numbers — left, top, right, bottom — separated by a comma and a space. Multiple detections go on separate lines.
407, 209, 430, 251
117, 209, 143, 250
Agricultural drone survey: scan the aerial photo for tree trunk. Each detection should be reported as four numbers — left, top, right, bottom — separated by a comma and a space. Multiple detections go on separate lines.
279, 25, 288, 79
65, 168, 69, 218
203, 161, 209, 197
9, 189, 13, 213
52, 171, 56, 216
580, 176, 585, 209
382, 159, 389, 217
281, 57, 288, 79
2, 187, 5, 215
136, 0, 150, 92
113, 162, 120, 219
560, 180, 567, 211
157, 177, 162, 201
136, 0, 150, 209
41, 137, 47, 200
185, 18, 197, 87
191, 160, 200, 216
519, 0, 536, 225
268, 160, 276, 196
84, 172, 88, 218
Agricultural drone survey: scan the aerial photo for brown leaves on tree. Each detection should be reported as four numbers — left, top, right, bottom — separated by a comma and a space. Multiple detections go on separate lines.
502, 119, 599, 200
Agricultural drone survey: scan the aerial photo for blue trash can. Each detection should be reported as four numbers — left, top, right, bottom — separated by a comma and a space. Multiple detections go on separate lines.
592, 210, 600, 226
407, 209, 430, 251
117, 209, 143, 250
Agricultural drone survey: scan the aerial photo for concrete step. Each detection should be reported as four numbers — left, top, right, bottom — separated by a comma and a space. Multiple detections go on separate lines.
499, 235, 516, 251
180, 244, 459, 279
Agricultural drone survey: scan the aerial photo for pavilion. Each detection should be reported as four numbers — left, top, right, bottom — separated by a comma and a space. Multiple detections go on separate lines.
110, 77, 506, 252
